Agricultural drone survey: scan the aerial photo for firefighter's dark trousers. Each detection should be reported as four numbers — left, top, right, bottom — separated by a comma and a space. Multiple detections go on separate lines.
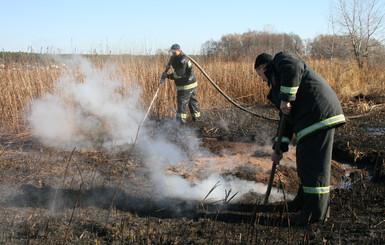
176, 87, 201, 123
295, 128, 335, 222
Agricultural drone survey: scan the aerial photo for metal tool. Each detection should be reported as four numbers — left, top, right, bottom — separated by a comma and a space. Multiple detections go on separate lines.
264, 114, 287, 204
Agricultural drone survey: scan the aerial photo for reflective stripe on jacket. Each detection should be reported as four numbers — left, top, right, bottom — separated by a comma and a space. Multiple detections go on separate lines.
267, 51, 346, 143
296, 114, 345, 142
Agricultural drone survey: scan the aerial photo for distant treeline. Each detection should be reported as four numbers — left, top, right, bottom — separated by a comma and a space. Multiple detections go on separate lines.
201, 30, 385, 64
0, 52, 47, 64
2, 30, 384, 65
0, 51, 167, 65
0, 52, 83, 64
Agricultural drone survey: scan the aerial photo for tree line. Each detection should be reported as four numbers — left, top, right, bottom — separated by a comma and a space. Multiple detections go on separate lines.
200, 30, 385, 65
201, 31, 304, 61
201, 0, 385, 68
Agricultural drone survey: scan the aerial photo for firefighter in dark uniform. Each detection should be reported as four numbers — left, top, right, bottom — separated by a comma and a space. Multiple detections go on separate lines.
254, 51, 346, 226
162, 44, 201, 124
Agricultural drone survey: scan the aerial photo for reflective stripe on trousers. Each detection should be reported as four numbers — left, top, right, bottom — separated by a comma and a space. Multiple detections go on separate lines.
176, 82, 198, 91
302, 186, 330, 194
176, 86, 200, 123
298, 177, 330, 194
176, 113, 187, 119
296, 128, 335, 221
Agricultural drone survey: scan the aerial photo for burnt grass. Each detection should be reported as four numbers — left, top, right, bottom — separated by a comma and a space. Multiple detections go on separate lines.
1, 96, 385, 244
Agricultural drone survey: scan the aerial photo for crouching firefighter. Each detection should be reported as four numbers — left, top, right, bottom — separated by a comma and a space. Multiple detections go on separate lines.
161, 44, 201, 124
254, 51, 346, 226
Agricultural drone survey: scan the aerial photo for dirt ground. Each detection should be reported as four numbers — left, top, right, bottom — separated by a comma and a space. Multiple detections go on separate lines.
1, 96, 385, 244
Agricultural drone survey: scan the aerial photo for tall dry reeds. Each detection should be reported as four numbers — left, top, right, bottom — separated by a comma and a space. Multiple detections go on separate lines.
306, 58, 385, 100
0, 65, 61, 132
0, 53, 384, 133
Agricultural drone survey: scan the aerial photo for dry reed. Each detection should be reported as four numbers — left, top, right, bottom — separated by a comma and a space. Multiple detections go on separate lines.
1, 54, 384, 134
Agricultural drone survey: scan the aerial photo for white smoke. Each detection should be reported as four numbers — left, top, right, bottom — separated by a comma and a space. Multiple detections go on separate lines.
28, 56, 143, 150
148, 171, 287, 203
28, 56, 290, 204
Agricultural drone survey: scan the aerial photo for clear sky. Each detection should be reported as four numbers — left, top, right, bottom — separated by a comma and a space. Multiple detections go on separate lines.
1, 0, 332, 54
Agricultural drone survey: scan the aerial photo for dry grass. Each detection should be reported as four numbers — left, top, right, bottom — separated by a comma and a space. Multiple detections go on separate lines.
307, 59, 385, 99
1, 54, 384, 133
1, 53, 385, 244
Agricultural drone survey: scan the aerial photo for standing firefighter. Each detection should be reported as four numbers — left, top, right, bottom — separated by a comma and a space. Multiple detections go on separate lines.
254, 51, 346, 226
162, 44, 201, 124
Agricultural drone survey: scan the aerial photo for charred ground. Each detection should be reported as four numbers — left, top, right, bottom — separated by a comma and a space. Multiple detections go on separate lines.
1, 97, 385, 244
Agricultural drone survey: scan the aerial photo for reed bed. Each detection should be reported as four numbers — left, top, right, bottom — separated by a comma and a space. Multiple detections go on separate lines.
1, 54, 384, 133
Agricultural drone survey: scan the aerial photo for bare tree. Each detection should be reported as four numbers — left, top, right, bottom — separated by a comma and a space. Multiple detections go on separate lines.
201, 40, 220, 57
310, 34, 352, 60
333, 0, 385, 67
200, 31, 304, 61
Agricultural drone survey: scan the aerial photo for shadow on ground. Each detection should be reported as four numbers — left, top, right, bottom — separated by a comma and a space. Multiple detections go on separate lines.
8, 184, 296, 226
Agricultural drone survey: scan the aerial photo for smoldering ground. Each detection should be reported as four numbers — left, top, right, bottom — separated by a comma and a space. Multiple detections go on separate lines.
23, 56, 291, 217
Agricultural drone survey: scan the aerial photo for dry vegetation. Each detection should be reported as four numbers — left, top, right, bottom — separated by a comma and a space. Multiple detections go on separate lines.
1, 54, 384, 133
1, 53, 385, 244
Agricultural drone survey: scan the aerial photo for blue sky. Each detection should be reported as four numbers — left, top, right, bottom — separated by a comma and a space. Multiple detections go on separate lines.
1, 0, 332, 54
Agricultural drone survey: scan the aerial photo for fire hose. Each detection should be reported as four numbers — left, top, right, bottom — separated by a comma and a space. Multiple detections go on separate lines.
187, 55, 278, 122
185, 56, 385, 205
144, 59, 295, 205
141, 56, 279, 126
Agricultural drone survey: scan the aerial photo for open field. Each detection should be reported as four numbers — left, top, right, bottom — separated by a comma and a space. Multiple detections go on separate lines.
1, 54, 385, 132
1, 54, 385, 244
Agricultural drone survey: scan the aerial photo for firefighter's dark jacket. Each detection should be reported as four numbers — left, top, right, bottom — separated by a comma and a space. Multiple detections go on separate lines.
166, 52, 196, 87
266, 51, 346, 151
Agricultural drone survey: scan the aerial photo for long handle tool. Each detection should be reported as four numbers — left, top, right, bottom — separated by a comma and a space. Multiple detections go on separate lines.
109, 67, 169, 215
263, 114, 287, 204
135, 65, 169, 139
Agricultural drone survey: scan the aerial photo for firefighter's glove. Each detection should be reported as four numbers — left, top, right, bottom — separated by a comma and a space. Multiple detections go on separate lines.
160, 72, 167, 84
272, 142, 289, 153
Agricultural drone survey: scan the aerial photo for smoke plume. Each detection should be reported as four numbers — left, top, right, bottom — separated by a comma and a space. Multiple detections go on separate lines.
28, 56, 289, 204
29, 56, 143, 150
